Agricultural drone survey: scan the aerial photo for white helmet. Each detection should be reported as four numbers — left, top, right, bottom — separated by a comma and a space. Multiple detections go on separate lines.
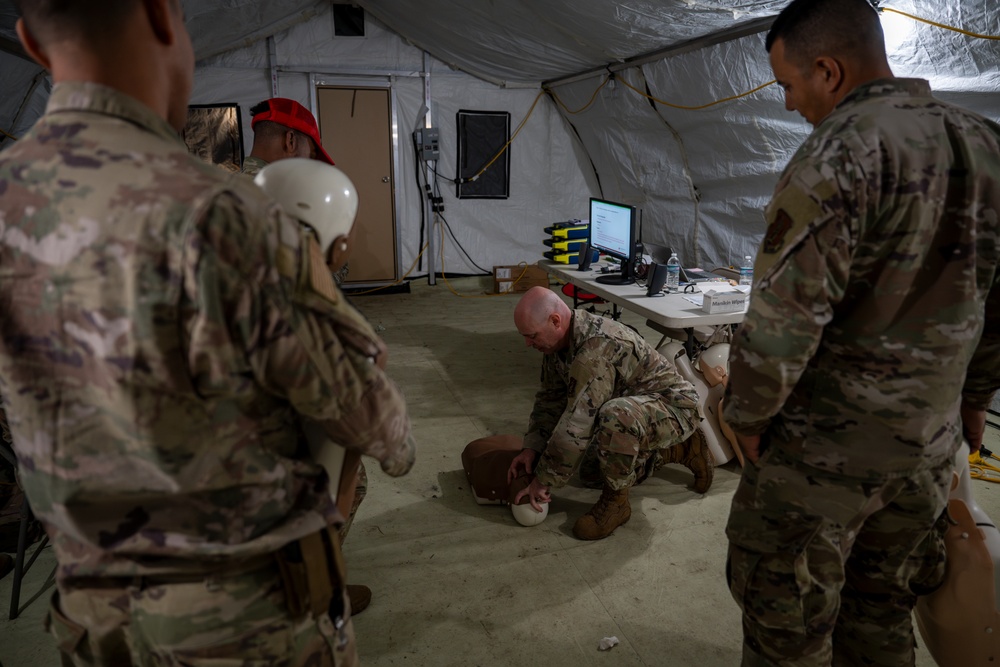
254, 158, 359, 254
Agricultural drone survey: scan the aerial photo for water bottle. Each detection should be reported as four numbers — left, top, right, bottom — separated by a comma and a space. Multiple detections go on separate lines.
739, 255, 753, 286
665, 253, 680, 291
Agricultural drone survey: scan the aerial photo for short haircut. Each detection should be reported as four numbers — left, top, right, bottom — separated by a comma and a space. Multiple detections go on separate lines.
766, 0, 885, 67
14, 0, 143, 47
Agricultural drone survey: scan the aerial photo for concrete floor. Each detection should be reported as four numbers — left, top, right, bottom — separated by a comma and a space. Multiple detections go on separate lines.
2, 275, 999, 666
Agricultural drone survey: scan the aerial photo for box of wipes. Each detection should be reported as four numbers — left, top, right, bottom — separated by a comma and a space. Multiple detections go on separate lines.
702, 289, 749, 314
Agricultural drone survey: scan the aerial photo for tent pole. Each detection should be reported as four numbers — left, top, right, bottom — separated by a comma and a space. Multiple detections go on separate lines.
422, 52, 436, 286
542, 16, 776, 90
2, 70, 45, 148
267, 37, 279, 97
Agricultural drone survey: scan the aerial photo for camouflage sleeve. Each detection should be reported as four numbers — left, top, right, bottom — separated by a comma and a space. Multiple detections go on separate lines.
723, 158, 854, 434
184, 189, 414, 476
534, 339, 615, 488
962, 274, 1000, 409
524, 356, 567, 453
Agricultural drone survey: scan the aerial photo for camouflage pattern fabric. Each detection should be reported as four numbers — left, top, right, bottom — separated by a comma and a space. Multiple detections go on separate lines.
723, 78, 1000, 663
526, 309, 700, 488
0, 81, 415, 664
48, 567, 357, 666
724, 78, 1000, 478
726, 447, 950, 666
241, 154, 269, 177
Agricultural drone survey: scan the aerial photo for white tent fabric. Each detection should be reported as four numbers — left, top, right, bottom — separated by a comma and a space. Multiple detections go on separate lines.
0, 0, 998, 280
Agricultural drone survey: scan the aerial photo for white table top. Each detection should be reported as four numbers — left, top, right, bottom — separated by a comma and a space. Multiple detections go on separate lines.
541, 260, 748, 330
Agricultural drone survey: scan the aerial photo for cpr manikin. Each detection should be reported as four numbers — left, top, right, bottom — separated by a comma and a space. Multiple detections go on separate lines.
254, 158, 362, 508
658, 341, 736, 465
461, 435, 548, 527
915, 442, 1000, 665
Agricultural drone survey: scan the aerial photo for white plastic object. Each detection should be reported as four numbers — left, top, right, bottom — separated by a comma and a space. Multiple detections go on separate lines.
658, 341, 734, 465
254, 158, 359, 254
739, 255, 753, 286
511, 501, 548, 526
665, 253, 680, 290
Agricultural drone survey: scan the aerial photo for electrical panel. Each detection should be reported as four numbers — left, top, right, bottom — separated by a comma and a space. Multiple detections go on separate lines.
413, 127, 440, 161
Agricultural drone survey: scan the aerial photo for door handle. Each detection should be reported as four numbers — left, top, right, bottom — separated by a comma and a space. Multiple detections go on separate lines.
381, 176, 389, 183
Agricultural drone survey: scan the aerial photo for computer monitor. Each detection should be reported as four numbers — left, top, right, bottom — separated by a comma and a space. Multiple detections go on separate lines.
589, 197, 637, 285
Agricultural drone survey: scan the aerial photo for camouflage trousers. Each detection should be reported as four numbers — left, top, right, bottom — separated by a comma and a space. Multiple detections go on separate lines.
725, 446, 952, 666
580, 395, 698, 491
46, 563, 358, 666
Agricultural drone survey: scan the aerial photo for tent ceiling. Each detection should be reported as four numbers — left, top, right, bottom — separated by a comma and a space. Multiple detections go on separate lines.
0, 1, 790, 84
354, 0, 789, 85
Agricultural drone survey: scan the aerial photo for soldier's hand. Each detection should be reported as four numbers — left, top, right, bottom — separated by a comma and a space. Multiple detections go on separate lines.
379, 433, 416, 477
737, 433, 762, 464
507, 448, 538, 484
513, 477, 551, 513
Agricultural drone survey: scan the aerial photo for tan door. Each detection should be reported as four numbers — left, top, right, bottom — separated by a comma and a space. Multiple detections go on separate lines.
316, 87, 397, 283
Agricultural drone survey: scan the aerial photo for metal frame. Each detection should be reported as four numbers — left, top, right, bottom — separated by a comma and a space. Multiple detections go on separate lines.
310, 73, 404, 287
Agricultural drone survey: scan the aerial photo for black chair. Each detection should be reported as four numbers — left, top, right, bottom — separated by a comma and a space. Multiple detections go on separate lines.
0, 442, 50, 620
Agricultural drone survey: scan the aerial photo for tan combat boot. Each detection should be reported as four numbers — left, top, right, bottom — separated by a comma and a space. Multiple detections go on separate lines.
572, 485, 631, 540
661, 429, 714, 494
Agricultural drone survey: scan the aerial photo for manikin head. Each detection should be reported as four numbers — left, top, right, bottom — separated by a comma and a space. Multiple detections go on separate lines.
254, 158, 359, 271
15, 0, 195, 132
248, 98, 335, 165
514, 286, 573, 355
766, 0, 893, 127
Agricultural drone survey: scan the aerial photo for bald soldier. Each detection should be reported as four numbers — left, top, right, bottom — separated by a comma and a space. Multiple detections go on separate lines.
508, 287, 711, 540
723, 0, 1000, 664
0, 0, 414, 664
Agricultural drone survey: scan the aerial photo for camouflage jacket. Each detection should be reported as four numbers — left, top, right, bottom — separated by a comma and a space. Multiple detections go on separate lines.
0, 83, 414, 580
526, 310, 700, 487
724, 78, 1000, 479
241, 155, 268, 177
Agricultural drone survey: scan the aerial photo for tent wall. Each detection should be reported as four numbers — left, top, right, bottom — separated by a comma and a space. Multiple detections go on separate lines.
1, 1, 998, 280
0, 50, 48, 147
547, 10, 1000, 271
191, 9, 598, 279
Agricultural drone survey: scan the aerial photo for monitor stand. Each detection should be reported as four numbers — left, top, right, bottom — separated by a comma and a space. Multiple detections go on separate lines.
595, 273, 634, 285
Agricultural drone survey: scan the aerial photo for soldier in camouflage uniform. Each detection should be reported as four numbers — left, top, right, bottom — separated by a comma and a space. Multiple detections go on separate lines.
508, 287, 708, 540
723, 0, 1000, 664
0, 1, 415, 664
243, 98, 367, 613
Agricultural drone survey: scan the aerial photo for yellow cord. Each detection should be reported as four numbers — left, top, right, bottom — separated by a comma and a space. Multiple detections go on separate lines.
619, 76, 776, 111
0, 127, 18, 141
882, 7, 1000, 40
471, 89, 547, 180
549, 77, 611, 115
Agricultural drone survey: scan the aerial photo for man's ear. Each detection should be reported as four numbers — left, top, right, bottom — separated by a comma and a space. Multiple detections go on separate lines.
15, 18, 51, 70
814, 55, 845, 94
283, 130, 298, 155
142, 0, 177, 47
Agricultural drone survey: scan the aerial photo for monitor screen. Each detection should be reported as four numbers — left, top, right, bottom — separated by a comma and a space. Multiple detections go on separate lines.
589, 198, 637, 285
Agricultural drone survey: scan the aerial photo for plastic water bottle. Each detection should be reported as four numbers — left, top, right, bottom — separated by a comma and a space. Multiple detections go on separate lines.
739, 255, 753, 286
665, 253, 680, 291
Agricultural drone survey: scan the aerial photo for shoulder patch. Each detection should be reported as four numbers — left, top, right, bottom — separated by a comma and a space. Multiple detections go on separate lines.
763, 208, 794, 254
